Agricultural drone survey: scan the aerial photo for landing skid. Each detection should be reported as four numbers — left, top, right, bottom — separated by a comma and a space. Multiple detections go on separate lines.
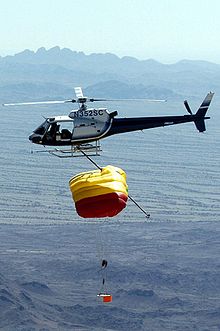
32, 141, 101, 158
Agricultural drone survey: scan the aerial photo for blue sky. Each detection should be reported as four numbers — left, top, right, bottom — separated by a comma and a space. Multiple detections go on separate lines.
1, 0, 220, 63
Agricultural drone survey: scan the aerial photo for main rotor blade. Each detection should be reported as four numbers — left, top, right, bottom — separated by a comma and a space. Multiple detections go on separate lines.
88, 98, 167, 102
74, 87, 84, 99
3, 99, 76, 106
88, 98, 110, 102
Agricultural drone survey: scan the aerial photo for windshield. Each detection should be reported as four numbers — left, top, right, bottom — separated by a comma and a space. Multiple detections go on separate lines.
34, 120, 50, 135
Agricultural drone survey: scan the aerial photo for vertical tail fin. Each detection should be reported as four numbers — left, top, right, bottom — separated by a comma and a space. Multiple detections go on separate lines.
194, 92, 214, 132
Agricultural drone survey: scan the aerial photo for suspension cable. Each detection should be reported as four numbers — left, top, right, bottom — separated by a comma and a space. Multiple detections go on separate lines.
78, 148, 150, 218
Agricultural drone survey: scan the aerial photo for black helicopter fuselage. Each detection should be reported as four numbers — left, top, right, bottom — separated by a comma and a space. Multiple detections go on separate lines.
29, 113, 210, 146
29, 92, 214, 146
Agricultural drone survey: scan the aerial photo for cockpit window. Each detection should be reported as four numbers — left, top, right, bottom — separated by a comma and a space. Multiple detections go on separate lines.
34, 120, 50, 135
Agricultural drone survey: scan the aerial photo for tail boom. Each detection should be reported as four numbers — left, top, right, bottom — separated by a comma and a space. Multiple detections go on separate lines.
105, 92, 214, 137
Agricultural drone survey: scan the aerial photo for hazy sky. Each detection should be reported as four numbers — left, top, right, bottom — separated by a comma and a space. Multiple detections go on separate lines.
1, 0, 220, 63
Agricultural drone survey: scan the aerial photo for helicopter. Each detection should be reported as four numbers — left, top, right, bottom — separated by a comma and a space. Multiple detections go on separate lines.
3, 87, 214, 157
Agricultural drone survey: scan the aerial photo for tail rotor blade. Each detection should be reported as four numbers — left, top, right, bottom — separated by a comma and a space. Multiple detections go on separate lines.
184, 100, 193, 115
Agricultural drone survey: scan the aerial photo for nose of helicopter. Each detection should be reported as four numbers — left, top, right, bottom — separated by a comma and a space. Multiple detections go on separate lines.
29, 133, 42, 144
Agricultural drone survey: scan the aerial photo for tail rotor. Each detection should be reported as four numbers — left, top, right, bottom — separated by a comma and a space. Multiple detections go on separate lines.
183, 92, 214, 132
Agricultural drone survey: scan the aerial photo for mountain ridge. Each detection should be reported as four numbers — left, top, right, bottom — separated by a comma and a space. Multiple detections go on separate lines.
0, 46, 219, 100
2, 46, 219, 67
